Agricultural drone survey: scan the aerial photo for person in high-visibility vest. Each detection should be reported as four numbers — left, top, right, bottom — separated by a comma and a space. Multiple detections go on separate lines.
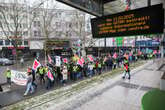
73, 64, 78, 81
38, 66, 45, 84
5, 68, 11, 87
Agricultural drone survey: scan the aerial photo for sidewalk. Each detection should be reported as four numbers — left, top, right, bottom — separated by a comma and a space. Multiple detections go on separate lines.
1, 59, 164, 110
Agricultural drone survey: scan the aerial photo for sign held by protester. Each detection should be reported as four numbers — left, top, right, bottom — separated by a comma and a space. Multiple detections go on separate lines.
11, 70, 27, 86
55, 56, 61, 67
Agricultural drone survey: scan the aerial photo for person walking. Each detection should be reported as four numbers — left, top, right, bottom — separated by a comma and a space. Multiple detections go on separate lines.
31, 68, 37, 89
24, 72, 34, 96
61, 65, 68, 86
98, 61, 102, 75
5, 68, 11, 88
20, 57, 24, 66
122, 57, 131, 79
0, 85, 3, 92
38, 66, 45, 84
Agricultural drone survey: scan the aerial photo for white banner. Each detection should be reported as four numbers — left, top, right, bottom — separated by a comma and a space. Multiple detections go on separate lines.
55, 56, 61, 67
11, 70, 28, 86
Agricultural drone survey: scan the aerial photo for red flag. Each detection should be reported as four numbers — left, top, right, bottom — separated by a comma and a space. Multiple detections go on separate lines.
48, 55, 52, 64
129, 52, 132, 56
87, 55, 94, 62
138, 50, 142, 55
47, 70, 54, 81
32, 59, 41, 71
153, 50, 157, 54
77, 59, 83, 67
63, 58, 68, 63
113, 52, 117, 59
81, 57, 85, 64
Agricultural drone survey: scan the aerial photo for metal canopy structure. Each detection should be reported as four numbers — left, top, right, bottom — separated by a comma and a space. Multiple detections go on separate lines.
56, 0, 126, 17
56, 0, 164, 17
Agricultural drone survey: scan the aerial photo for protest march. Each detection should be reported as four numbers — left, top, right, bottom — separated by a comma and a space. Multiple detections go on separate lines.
3, 50, 160, 96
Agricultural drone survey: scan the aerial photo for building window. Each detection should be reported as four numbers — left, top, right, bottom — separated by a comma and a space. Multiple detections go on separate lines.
34, 31, 41, 37
34, 31, 37, 37
37, 21, 40, 27
34, 21, 37, 27
5, 40, 10, 45
0, 40, 3, 45
17, 40, 22, 45
11, 40, 15, 45
24, 41, 28, 45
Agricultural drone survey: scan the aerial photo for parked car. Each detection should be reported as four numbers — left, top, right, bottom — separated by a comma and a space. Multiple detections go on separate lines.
0, 58, 14, 66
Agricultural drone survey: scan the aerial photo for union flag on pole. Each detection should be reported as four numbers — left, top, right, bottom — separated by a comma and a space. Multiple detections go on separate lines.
81, 57, 85, 64
47, 70, 54, 81
153, 50, 157, 54
113, 52, 117, 59
63, 58, 68, 63
87, 55, 94, 62
32, 59, 41, 71
48, 55, 52, 64
77, 59, 83, 67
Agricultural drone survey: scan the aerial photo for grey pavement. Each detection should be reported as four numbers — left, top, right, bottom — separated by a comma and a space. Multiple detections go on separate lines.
1, 59, 164, 110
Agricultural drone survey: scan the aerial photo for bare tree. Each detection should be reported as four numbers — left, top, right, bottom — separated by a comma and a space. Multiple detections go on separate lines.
32, 0, 58, 63
68, 11, 98, 57
0, 0, 44, 67
66, 11, 87, 56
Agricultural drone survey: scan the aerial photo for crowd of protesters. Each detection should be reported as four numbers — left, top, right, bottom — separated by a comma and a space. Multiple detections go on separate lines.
23, 50, 161, 96
2, 50, 161, 96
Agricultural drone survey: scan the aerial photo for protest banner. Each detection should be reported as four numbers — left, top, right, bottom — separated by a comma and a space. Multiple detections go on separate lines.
11, 70, 27, 86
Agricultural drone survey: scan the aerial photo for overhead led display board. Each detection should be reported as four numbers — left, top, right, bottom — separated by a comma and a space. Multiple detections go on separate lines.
91, 4, 164, 38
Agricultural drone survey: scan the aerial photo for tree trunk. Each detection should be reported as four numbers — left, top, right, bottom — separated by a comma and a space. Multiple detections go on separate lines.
15, 47, 18, 69
81, 42, 86, 57
45, 49, 47, 65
